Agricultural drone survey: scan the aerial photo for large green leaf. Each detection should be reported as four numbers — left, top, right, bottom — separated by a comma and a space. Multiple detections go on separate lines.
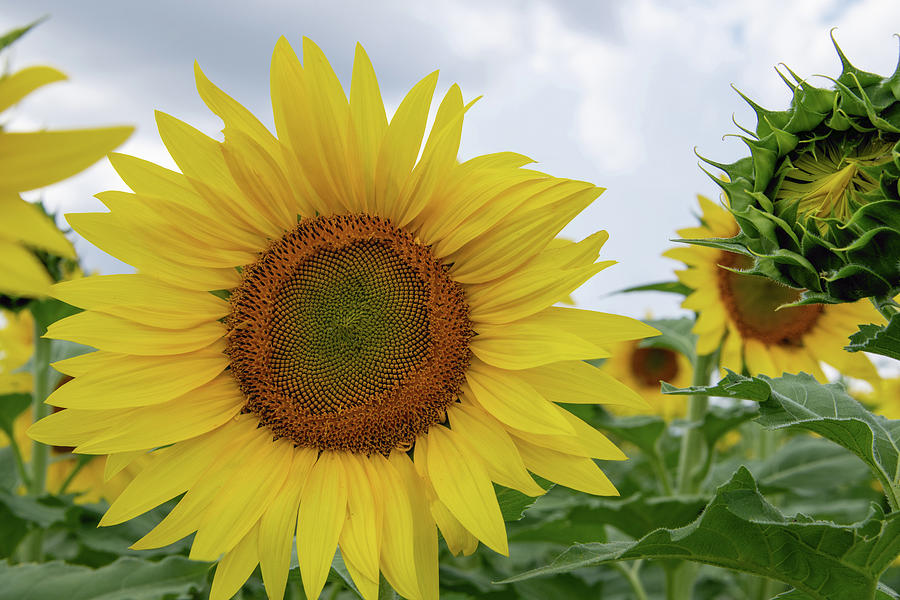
663, 371, 900, 507
756, 437, 871, 494
845, 313, 900, 361
0, 555, 210, 600
503, 467, 900, 600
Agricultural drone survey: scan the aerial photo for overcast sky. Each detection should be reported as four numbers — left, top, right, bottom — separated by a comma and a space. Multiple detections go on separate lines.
3, 0, 900, 319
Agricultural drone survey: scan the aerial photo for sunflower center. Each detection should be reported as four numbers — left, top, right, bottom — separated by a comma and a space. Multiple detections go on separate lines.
629, 346, 679, 387
776, 138, 894, 227
716, 252, 823, 346
227, 215, 472, 455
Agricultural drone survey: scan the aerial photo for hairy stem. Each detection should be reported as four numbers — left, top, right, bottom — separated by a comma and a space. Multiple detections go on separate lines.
675, 352, 716, 495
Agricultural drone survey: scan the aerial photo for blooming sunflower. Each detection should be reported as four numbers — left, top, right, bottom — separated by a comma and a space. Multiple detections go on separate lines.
665, 195, 882, 381
0, 63, 132, 297
28, 38, 655, 600
600, 339, 691, 420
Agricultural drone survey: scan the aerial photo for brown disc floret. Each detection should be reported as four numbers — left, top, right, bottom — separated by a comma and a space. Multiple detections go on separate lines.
226, 214, 472, 455
716, 251, 823, 347
629, 346, 680, 387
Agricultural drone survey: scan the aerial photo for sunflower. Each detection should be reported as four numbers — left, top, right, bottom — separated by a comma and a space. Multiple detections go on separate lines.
28, 38, 655, 600
665, 195, 882, 381
0, 63, 132, 298
600, 339, 692, 420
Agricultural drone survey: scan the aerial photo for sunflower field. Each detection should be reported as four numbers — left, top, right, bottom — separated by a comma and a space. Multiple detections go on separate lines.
4, 11, 900, 600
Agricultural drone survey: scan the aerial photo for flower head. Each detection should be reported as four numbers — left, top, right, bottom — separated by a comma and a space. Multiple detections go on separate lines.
697, 34, 900, 303
666, 195, 882, 382
29, 38, 656, 600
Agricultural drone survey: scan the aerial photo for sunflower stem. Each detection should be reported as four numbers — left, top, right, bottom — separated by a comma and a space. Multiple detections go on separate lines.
7, 432, 30, 490
613, 561, 649, 600
675, 352, 716, 495
58, 455, 92, 496
24, 318, 52, 562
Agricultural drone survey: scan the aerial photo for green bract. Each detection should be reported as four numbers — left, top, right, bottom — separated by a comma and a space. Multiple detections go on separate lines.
694, 33, 900, 305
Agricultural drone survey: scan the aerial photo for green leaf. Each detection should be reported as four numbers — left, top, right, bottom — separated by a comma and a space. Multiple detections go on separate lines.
0, 18, 46, 54
496, 483, 546, 522
642, 317, 697, 364
845, 313, 900, 361
0, 490, 67, 528
617, 281, 693, 296
756, 437, 871, 494
0, 556, 210, 600
663, 371, 900, 507
594, 413, 666, 457
502, 467, 900, 600
0, 393, 30, 438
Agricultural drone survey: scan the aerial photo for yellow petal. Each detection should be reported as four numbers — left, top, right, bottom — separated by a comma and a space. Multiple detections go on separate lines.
424, 426, 508, 555
191, 436, 293, 560
134, 419, 267, 551
339, 453, 381, 582
258, 447, 317, 600
467, 261, 613, 325
515, 437, 619, 496
517, 361, 649, 409
464, 360, 574, 435
529, 307, 661, 346
154, 110, 275, 239
220, 128, 299, 233
210, 523, 260, 600
297, 451, 348, 600
75, 374, 244, 453
344, 552, 380, 600
0, 66, 66, 113
46, 310, 224, 356
100, 420, 255, 526
0, 239, 52, 297
0, 127, 133, 193
446, 184, 600, 283
394, 84, 467, 227
509, 406, 627, 460
388, 452, 439, 600
448, 403, 544, 496
51, 274, 229, 329
45, 344, 226, 409
471, 320, 608, 370
374, 71, 439, 218
372, 454, 420, 600
348, 43, 388, 213
0, 194, 75, 257
66, 212, 243, 291
104, 451, 143, 481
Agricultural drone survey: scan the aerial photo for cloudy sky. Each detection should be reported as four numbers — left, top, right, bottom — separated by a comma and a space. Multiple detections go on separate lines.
3, 0, 900, 318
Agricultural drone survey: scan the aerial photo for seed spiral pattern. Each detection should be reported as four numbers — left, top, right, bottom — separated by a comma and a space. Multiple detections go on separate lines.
227, 214, 472, 455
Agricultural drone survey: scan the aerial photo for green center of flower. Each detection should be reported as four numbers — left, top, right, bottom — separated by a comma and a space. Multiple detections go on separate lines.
776, 138, 895, 227
270, 240, 430, 411
227, 214, 472, 455
630, 346, 679, 387
716, 252, 823, 346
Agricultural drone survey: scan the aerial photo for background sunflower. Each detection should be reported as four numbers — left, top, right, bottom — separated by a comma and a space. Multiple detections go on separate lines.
665, 195, 883, 382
